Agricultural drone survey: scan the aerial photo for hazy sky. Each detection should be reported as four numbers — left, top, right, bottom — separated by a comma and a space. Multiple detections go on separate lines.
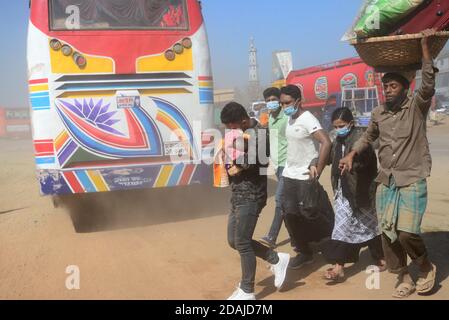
0, 0, 362, 108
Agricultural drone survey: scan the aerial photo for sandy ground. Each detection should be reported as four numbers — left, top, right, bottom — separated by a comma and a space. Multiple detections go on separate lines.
0, 119, 448, 300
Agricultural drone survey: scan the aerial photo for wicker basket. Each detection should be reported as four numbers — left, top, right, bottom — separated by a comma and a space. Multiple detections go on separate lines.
351, 31, 449, 72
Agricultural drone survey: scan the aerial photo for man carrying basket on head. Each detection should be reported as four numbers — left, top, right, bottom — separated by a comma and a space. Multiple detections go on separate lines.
340, 29, 438, 299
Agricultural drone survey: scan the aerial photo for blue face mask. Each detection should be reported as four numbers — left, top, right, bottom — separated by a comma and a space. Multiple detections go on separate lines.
336, 126, 351, 137
266, 101, 280, 111
283, 105, 298, 117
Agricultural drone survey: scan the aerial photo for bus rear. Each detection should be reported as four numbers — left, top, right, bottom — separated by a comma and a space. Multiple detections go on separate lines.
27, 0, 215, 196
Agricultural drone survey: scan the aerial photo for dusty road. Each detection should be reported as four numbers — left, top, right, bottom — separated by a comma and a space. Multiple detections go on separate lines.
0, 120, 448, 300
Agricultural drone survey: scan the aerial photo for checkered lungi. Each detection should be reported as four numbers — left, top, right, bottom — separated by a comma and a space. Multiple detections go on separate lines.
376, 177, 428, 243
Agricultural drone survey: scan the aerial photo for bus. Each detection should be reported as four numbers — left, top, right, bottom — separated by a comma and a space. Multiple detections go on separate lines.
0, 108, 32, 139
27, 0, 215, 196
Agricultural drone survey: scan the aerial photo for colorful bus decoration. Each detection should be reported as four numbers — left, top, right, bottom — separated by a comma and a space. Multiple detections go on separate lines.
28, 0, 215, 196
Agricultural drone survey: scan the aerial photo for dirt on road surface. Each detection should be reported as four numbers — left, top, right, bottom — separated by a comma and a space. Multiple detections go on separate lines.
1, 121, 448, 300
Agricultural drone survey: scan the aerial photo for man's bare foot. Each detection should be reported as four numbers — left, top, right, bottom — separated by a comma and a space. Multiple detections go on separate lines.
376, 259, 387, 272
323, 264, 345, 282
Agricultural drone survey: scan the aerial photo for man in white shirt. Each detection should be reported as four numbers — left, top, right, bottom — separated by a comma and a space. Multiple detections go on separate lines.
280, 85, 334, 269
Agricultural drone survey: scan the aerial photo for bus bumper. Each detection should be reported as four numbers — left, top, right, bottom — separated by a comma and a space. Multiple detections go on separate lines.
37, 162, 213, 196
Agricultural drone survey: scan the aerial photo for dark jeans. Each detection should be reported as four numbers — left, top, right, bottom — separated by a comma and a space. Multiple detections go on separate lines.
381, 232, 430, 274
282, 177, 334, 256
228, 202, 279, 293
265, 166, 285, 242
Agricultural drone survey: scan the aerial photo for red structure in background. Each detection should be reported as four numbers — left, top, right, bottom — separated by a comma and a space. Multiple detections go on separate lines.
0, 108, 31, 139
392, 0, 449, 35
286, 57, 385, 111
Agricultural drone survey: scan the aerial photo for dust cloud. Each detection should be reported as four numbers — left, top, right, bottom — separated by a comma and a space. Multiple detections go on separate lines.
55, 184, 232, 233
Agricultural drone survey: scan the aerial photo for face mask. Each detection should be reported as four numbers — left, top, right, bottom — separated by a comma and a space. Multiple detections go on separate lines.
283, 105, 298, 117
336, 126, 351, 137
266, 101, 280, 111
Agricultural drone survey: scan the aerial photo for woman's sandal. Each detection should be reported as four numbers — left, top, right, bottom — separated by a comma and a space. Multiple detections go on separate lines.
392, 282, 416, 299
323, 268, 346, 283
416, 264, 437, 294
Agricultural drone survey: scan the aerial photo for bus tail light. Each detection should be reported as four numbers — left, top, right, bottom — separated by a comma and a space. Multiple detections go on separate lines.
61, 45, 73, 56
50, 39, 62, 51
165, 50, 176, 61
173, 43, 184, 55
73, 52, 87, 68
182, 38, 192, 49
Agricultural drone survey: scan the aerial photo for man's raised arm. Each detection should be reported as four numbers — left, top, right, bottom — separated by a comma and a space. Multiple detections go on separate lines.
416, 29, 437, 115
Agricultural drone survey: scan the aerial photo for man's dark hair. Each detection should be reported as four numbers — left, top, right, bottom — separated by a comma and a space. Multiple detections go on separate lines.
382, 73, 410, 90
263, 87, 281, 100
331, 107, 354, 123
280, 85, 302, 100
221, 102, 249, 124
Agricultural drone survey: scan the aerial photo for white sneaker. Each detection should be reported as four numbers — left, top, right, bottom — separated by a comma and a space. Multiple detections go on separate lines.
227, 284, 240, 300
227, 287, 256, 300
270, 252, 290, 289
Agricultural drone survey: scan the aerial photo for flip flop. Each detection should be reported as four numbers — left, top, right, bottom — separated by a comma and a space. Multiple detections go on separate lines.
416, 264, 437, 294
392, 282, 416, 299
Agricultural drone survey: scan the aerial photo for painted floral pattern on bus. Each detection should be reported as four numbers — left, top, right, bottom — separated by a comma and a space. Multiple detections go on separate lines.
55, 98, 163, 159
59, 99, 122, 136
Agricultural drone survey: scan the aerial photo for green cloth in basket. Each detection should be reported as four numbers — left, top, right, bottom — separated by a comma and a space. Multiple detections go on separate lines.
354, 0, 425, 38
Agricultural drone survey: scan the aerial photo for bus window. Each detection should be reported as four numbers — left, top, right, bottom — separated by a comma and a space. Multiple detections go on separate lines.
50, 0, 188, 31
